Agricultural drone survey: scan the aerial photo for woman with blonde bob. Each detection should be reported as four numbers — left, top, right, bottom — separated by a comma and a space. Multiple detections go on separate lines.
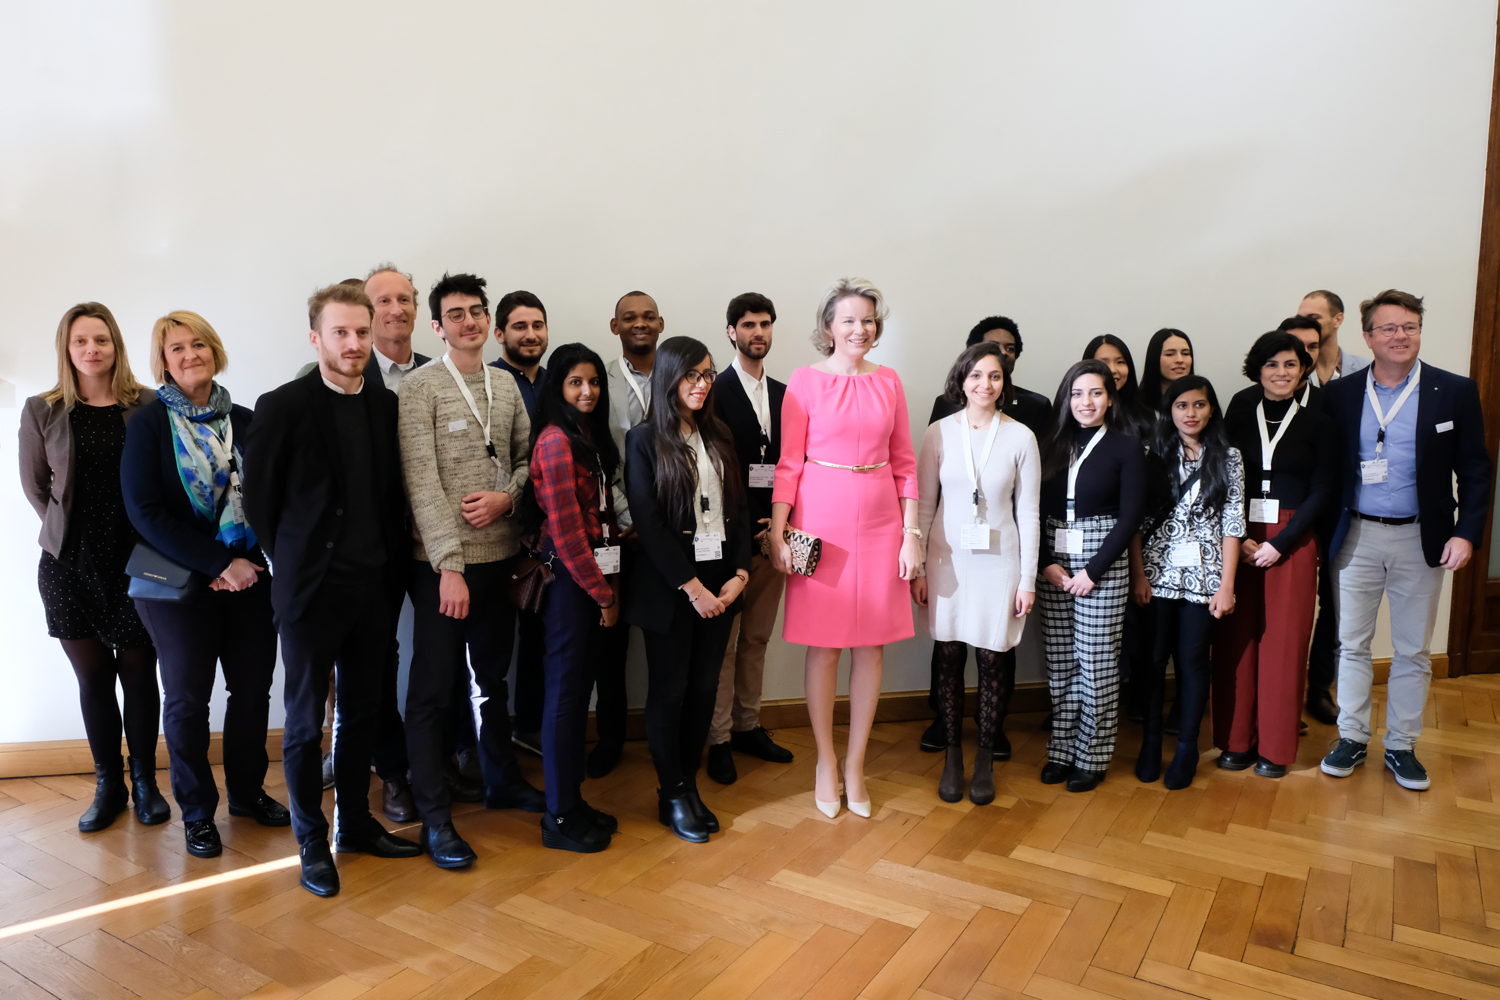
769, 279, 920, 819
121, 311, 286, 859
19, 303, 169, 832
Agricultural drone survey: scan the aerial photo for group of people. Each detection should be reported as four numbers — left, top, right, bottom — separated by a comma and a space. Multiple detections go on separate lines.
19, 271, 1489, 899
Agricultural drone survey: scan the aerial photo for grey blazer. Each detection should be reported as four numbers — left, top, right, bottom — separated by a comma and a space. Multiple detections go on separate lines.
18, 388, 156, 558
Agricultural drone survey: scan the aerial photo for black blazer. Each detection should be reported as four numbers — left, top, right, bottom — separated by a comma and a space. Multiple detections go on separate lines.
929, 382, 1051, 437
622, 423, 752, 634
244, 371, 407, 624
121, 398, 261, 579
1325, 361, 1490, 567
711, 367, 785, 526
365, 349, 430, 385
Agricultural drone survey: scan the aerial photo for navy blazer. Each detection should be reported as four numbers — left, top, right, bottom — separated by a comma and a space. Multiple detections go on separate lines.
244, 371, 407, 625
366, 349, 430, 386
121, 398, 262, 579
1324, 361, 1490, 567
622, 423, 752, 634
711, 367, 785, 526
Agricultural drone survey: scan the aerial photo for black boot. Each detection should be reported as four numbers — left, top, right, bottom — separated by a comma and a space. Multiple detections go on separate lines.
1163, 741, 1200, 790
970, 749, 996, 805
78, 757, 128, 833
1135, 729, 1163, 784
657, 784, 709, 843
682, 782, 719, 833
128, 755, 170, 825
938, 746, 964, 803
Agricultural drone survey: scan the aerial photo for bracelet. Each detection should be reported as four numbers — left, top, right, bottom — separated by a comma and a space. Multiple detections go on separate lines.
734, 571, 749, 583
902, 526, 923, 538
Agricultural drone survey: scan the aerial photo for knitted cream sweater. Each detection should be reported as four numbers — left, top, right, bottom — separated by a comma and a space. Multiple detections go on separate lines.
398, 360, 531, 571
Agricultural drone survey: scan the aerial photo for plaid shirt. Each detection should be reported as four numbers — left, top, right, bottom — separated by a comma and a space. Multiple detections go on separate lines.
531, 425, 616, 605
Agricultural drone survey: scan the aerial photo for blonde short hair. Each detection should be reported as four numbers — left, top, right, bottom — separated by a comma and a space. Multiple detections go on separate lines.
43, 302, 147, 409
149, 310, 229, 386
810, 277, 887, 357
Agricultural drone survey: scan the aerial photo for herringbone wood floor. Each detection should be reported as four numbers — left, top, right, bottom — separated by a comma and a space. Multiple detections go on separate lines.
4, 676, 1500, 999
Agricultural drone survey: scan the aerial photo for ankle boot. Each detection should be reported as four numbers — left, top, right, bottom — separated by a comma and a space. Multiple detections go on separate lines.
1163, 741, 1200, 790
128, 755, 170, 825
79, 757, 128, 833
657, 784, 709, 843
970, 748, 996, 805
938, 746, 965, 803
1135, 730, 1163, 784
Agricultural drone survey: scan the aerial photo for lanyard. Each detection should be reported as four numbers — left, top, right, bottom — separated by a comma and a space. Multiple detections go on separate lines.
206, 415, 241, 494
596, 457, 612, 540
442, 353, 499, 467
1365, 361, 1421, 458
618, 356, 649, 417
1065, 428, 1107, 524
956, 412, 1001, 522
1297, 383, 1311, 406
1255, 398, 1299, 496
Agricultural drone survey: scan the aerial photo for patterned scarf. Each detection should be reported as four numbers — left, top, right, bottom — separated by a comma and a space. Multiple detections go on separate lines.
157, 381, 256, 551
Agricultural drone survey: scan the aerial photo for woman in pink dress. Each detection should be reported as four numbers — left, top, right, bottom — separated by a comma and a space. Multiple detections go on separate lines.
769, 278, 921, 820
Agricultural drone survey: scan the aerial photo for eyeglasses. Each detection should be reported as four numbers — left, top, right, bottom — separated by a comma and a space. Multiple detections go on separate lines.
681, 369, 718, 387
1369, 322, 1420, 337
443, 305, 489, 324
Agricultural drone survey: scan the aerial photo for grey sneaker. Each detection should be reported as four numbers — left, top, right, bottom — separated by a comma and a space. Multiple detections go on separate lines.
1320, 738, 1368, 777
1384, 749, 1431, 791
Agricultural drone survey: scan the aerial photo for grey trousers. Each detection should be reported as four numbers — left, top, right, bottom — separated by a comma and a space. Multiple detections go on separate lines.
1331, 519, 1444, 751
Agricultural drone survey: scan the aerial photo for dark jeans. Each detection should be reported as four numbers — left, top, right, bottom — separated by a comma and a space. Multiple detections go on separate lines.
405, 559, 522, 825
1147, 598, 1214, 747
134, 580, 275, 823
279, 577, 390, 847
540, 560, 603, 814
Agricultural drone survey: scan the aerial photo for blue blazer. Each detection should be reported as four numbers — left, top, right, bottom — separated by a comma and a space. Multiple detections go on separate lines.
1324, 361, 1490, 567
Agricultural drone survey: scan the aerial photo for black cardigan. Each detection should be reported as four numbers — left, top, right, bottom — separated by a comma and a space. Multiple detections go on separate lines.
1224, 393, 1336, 553
1038, 427, 1146, 580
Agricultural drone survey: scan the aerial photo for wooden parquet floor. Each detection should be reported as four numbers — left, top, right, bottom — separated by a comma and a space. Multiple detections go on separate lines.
5, 675, 1500, 999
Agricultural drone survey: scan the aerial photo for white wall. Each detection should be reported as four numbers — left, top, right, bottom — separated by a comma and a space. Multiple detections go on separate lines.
2, 1, 1494, 743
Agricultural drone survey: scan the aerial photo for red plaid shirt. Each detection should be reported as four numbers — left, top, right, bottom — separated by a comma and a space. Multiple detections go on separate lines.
531, 425, 617, 606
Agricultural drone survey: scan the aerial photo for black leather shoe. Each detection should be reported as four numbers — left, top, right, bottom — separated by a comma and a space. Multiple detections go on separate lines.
683, 784, 719, 833
444, 756, 484, 803
184, 819, 222, 858
706, 742, 737, 785
298, 842, 339, 897
382, 777, 417, 824
128, 756, 170, 826
919, 718, 946, 753
1305, 689, 1339, 726
1253, 758, 1288, 779
1066, 769, 1106, 793
78, 759, 128, 833
658, 789, 709, 843
1216, 750, 1255, 771
541, 808, 610, 853
1040, 761, 1071, 785
586, 740, 622, 779
990, 732, 1012, 761
578, 799, 618, 835
731, 727, 794, 764
335, 817, 421, 858
228, 793, 291, 827
484, 779, 546, 813
421, 822, 476, 869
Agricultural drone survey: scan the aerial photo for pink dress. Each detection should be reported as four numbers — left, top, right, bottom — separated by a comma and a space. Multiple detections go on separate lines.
773, 365, 919, 647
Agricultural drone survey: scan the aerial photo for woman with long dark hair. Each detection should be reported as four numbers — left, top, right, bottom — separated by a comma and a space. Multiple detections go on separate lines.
1136, 375, 1244, 789
19, 303, 168, 832
624, 336, 751, 843
525, 343, 623, 852
1139, 328, 1195, 413
1081, 335, 1150, 438
1036, 360, 1146, 792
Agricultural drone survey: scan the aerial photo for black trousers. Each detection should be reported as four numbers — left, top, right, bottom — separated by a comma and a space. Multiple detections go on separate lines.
279, 577, 391, 847
512, 608, 545, 734
371, 564, 412, 781
1306, 554, 1337, 696
539, 560, 602, 814
1148, 598, 1214, 746
406, 558, 522, 825
134, 580, 275, 823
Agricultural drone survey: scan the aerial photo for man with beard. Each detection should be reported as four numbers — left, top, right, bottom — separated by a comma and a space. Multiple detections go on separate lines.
705, 293, 794, 784
589, 291, 665, 777
490, 291, 550, 756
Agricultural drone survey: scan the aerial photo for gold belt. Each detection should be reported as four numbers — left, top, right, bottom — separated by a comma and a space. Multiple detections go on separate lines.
809, 458, 889, 472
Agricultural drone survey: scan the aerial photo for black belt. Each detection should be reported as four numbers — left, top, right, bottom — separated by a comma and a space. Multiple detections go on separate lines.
1354, 511, 1417, 526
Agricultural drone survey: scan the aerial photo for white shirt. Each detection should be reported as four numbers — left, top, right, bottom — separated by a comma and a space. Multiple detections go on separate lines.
731, 355, 771, 439
372, 345, 419, 391
687, 430, 727, 543
321, 374, 364, 395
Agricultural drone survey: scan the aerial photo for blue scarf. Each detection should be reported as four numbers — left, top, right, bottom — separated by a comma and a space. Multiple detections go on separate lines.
157, 382, 256, 551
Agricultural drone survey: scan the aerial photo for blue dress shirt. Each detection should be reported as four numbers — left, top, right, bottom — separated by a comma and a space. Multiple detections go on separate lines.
1355, 365, 1420, 517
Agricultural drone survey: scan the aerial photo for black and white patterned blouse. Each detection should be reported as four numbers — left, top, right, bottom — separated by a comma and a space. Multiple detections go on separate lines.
1142, 447, 1246, 602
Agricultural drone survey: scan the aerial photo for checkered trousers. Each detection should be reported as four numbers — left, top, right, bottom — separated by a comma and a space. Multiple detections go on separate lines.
1038, 514, 1131, 772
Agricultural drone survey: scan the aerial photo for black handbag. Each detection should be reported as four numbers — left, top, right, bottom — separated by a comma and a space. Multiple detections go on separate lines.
125, 543, 205, 602
505, 553, 555, 614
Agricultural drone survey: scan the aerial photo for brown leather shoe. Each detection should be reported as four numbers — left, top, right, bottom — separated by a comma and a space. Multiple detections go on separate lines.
382, 776, 416, 824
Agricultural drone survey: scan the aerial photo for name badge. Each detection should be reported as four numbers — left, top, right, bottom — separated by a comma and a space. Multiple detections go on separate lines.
960, 523, 990, 550
447, 419, 467, 432
1247, 498, 1280, 524
747, 463, 776, 489
1055, 528, 1085, 555
593, 545, 622, 575
1169, 541, 1201, 567
694, 533, 724, 561
1361, 458, 1389, 484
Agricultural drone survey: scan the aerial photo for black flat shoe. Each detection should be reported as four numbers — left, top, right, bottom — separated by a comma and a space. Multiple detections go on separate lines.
184, 818, 222, 858
586, 741, 623, 779
919, 718, 946, 753
1066, 770, 1105, 793
1040, 761, 1071, 785
484, 779, 546, 813
683, 784, 719, 834
334, 818, 421, 858
1305, 690, 1339, 726
706, 742, 737, 785
990, 732, 1012, 761
578, 799, 618, 835
1216, 750, 1255, 771
421, 822, 476, 869
658, 789, 709, 843
541, 809, 610, 853
227, 793, 291, 827
128, 756, 170, 826
444, 756, 484, 803
1253, 758, 1288, 779
730, 727, 794, 764
298, 842, 339, 897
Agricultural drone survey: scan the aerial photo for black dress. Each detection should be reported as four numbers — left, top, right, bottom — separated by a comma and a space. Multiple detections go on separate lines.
37, 403, 150, 648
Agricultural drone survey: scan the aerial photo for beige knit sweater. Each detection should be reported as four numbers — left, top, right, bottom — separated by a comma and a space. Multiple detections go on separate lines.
398, 360, 531, 571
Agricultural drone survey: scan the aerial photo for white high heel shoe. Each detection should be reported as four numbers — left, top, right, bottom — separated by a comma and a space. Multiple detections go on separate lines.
842, 762, 871, 818
815, 767, 843, 819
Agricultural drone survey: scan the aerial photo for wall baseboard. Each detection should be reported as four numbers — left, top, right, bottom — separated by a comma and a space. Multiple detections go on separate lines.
0, 654, 1444, 780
